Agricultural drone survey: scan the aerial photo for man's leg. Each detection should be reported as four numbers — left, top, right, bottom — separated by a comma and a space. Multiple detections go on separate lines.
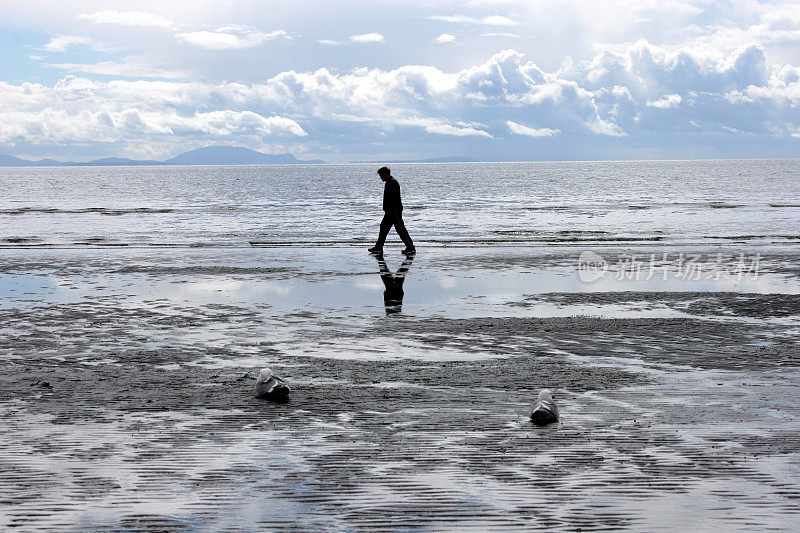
393, 214, 415, 249
374, 213, 393, 249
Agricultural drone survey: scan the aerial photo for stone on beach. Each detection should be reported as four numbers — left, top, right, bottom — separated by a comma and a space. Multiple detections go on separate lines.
530, 389, 559, 425
254, 368, 290, 402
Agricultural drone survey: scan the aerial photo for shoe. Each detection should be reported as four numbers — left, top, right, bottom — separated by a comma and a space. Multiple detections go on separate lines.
368, 246, 383, 253
402, 247, 416, 255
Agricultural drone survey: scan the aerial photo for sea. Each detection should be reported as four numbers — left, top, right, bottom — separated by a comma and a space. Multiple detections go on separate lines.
1, 159, 799, 247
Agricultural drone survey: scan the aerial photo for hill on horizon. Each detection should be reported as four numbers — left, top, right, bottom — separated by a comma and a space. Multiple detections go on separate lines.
0, 146, 326, 166
163, 146, 325, 165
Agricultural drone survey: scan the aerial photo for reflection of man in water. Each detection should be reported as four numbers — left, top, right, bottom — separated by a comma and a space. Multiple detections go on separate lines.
368, 167, 416, 255
374, 253, 414, 314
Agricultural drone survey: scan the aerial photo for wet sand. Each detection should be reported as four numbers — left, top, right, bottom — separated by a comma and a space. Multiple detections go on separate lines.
1, 245, 799, 530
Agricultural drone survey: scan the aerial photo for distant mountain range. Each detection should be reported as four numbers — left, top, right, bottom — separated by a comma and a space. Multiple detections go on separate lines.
0, 147, 484, 167
0, 146, 326, 166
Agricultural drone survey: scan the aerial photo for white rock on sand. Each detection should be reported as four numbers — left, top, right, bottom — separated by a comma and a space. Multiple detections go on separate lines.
254, 368, 290, 402
530, 389, 559, 425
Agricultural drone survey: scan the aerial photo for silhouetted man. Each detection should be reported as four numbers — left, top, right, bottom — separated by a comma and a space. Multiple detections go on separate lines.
368, 167, 415, 255
374, 252, 414, 314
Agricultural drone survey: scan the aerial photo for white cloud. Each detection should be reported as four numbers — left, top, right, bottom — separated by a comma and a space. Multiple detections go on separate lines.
349, 33, 385, 43
506, 121, 560, 137
0, 107, 305, 145
588, 117, 627, 136
5, 39, 800, 159
394, 117, 491, 137
320, 33, 385, 46
425, 123, 492, 137
647, 94, 682, 108
482, 15, 520, 26
161, 110, 306, 137
434, 33, 457, 44
678, 17, 800, 57
77, 10, 177, 30
177, 28, 288, 50
430, 15, 519, 26
42, 35, 94, 53
46, 57, 190, 79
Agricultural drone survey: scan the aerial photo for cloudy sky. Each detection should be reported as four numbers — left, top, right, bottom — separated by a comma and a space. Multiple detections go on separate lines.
2, 0, 800, 161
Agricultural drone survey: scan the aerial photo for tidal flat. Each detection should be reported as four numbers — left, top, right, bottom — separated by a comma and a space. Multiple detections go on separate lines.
1, 245, 799, 530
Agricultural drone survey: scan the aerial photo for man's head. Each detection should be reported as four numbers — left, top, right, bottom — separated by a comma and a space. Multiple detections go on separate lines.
377, 167, 391, 181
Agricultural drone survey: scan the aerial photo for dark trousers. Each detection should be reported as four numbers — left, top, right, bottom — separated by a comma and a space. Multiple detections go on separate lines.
375, 211, 414, 248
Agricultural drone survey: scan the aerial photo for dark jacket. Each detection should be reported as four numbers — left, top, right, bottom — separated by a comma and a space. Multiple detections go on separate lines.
383, 177, 403, 213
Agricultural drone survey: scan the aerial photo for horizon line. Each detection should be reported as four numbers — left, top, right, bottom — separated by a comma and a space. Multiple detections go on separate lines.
2, 157, 800, 167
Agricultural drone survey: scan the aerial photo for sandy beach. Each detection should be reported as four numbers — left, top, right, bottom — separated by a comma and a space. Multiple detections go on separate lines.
3, 0, 800, 525
1, 244, 798, 530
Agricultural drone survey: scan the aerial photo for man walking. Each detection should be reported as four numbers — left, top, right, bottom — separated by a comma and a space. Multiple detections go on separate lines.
368, 167, 416, 255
